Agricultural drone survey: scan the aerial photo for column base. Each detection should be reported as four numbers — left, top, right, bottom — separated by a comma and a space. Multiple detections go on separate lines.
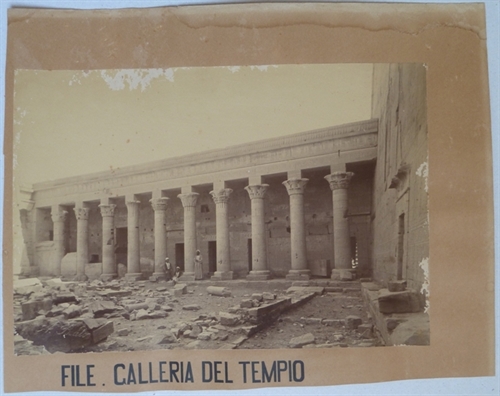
73, 274, 88, 282
149, 272, 167, 282
178, 272, 196, 282
246, 270, 271, 281
100, 273, 117, 282
125, 272, 143, 281
211, 271, 234, 281
286, 269, 311, 281
331, 268, 357, 281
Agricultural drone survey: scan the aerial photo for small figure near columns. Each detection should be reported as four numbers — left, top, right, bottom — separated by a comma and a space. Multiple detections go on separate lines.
194, 250, 203, 280
283, 178, 310, 280
74, 206, 90, 281
325, 171, 355, 280
245, 184, 271, 280
99, 204, 117, 281
210, 188, 233, 280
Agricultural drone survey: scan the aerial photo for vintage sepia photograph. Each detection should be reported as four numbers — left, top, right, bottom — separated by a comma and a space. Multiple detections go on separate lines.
11, 63, 430, 355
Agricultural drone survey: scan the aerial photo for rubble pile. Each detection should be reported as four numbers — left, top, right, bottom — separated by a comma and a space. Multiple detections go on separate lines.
13, 276, 382, 354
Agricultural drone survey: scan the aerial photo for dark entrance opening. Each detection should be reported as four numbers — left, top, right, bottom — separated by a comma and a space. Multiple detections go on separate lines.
247, 239, 252, 272
208, 241, 217, 273
350, 236, 358, 269
397, 213, 405, 280
175, 243, 185, 272
115, 227, 127, 265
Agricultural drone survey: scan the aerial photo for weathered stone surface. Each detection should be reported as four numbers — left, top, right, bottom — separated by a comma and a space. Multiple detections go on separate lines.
174, 284, 187, 293
378, 290, 421, 314
98, 289, 132, 298
286, 286, 324, 296
14, 278, 43, 295
388, 280, 407, 292
206, 286, 231, 297
219, 312, 240, 326
290, 333, 315, 348
345, 315, 362, 330
46, 306, 65, 318
52, 293, 78, 305
301, 317, 323, 325
149, 311, 168, 319
135, 309, 151, 320
247, 298, 292, 324
331, 269, 354, 281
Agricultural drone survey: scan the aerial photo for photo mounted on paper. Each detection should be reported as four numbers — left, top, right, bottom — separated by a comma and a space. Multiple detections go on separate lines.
12, 63, 429, 355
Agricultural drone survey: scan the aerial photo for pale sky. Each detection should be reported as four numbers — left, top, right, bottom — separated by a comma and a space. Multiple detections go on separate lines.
13, 64, 373, 188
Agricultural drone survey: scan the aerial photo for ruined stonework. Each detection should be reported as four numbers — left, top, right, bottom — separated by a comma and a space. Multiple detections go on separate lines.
17, 64, 428, 320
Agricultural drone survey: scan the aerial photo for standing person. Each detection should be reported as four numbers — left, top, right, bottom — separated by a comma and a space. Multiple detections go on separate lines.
194, 250, 203, 280
164, 257, 173, 281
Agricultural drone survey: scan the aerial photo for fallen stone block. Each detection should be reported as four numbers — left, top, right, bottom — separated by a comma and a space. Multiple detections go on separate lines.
14, 278, 43, 295
137, 336, 153, 342
98, 289, 133, 298
325, 286, 343, 293
46, 306, 65, 318
247, 298, 292, 324
251, 293, 263, 301
185, 340, 200, 349
22, 299, 53, 321
378, 290, 421, 314
183, 304, 201, 311
197, 332, 212, 341
331, 269, 355, 281
149, 311, 168, 319
90, 301, 118, 317
173, 288, 185, 297
219, 312, 240, 326
240, 299, 254, 308
174, 284, 187, 293
388, 280, 407, 292
207, 286, 231, 297
323, 319, 343, 327
286, 286, 324, 296
262, 292, 276, 300
345, 315, 363, 330
154, 333, 177, 344
63, 305, 82, 319
135, 309, 151, 320
52, 293, 79, 305
90, 321, 114, 343
124, 302, 149, 312
290, 333, 315, 348
117, 328, 131, 336
301, 317, 323, 325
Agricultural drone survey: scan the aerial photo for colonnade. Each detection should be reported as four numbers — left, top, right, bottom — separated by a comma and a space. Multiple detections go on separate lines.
48, 171, 354, 281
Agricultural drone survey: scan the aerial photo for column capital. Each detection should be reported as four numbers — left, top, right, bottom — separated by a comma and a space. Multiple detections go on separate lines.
325, 172, 354, 190
126, 200, 141, 207
178, 192, 200, 208
74, 207, 90, 220
283, 178, 308, 195
210, 188, 233, 204
150, 197, 169, 212
51, 209, 68, 223
245, 184, 269, 200
99, 204, 116, 217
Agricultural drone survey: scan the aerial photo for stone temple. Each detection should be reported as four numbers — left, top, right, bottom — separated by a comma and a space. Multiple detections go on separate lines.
17, 64, 429, 310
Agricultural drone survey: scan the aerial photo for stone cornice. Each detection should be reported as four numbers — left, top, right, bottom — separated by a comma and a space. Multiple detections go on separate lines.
31, 119, 378, 205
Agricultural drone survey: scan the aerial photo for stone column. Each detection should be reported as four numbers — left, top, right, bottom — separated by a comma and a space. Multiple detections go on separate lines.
245, 184, 270, 280
178, 192, 199, 281
125, 200, 142, 281
74, 206, 90, 281
150, 197, 169, 281
51, 206, 67, 277
283, 178, 310, 280
210, 188, 233, 280
99, 204, 117, 281
325, 171, 354, 279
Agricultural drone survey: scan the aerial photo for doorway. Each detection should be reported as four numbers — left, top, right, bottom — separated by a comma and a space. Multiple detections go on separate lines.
208, 241, 217, 273
175, 243, 185, 271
